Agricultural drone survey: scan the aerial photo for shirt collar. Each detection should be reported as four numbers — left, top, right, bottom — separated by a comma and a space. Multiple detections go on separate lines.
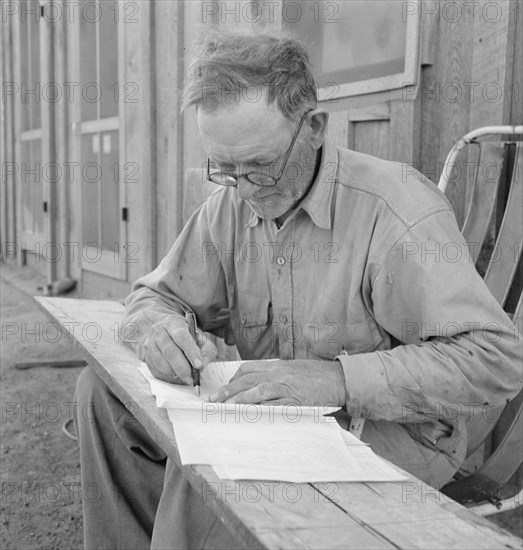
246, 136, 338, 230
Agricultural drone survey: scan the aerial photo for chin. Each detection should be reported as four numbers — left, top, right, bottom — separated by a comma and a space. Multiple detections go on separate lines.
248, 199, 283, 220
253, 207, 287, 221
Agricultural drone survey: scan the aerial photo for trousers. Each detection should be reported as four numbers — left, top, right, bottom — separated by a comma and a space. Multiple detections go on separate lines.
73, 366, 463, 549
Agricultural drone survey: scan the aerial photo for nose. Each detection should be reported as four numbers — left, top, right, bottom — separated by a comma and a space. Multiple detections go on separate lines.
237, 177, 258, 201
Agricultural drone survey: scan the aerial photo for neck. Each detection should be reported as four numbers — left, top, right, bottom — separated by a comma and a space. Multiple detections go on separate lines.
275, 147, 322, 228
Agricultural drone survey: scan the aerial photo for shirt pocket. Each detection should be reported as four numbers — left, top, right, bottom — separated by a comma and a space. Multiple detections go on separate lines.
231, 290, 273, 355
237, 292, 272, 327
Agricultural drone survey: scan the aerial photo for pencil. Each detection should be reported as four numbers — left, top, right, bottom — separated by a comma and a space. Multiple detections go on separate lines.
185, 311, 201, 396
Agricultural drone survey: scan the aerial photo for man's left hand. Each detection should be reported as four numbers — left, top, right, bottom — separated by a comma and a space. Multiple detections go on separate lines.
208, 359, 347, 407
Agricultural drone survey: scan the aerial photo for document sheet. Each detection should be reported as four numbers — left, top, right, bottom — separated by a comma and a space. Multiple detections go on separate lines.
138, 362, 407, 483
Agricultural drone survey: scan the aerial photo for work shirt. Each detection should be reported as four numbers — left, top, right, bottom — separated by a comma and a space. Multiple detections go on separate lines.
124, 137, 522, 460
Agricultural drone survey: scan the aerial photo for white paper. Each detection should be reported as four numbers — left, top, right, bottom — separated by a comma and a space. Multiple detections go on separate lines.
138, 361, 337, 415
138, 362, 408, 483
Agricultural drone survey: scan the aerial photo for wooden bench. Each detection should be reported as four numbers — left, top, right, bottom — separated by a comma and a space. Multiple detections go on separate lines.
35, 296, 522, 549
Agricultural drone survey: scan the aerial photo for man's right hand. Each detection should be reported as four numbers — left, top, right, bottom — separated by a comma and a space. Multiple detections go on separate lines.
141, 316, 217, 385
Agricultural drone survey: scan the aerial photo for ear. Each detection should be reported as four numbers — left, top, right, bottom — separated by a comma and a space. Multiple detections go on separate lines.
308, 109, 329, 150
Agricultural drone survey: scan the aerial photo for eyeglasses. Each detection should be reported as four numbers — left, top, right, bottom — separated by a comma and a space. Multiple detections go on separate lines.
206, 109, 312, 188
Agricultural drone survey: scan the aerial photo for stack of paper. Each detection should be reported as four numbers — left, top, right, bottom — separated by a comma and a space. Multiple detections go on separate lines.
138, 362, 407, 483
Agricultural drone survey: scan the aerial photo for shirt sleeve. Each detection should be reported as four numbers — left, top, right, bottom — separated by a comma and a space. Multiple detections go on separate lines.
122, 199, 229, 360
337, 209, 522, 426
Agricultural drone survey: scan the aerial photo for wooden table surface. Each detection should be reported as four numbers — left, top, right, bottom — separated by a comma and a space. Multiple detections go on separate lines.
35, 297, 523, 550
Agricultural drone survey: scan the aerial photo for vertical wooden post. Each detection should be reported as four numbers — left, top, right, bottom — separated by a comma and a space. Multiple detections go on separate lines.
40, 0, 57, 285
154, 0, 185, 259
124, 0, 157, 280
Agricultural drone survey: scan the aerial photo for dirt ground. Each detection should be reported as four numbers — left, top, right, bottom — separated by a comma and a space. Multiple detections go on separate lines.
0, 261, 521, 549
1, 264, 84, 549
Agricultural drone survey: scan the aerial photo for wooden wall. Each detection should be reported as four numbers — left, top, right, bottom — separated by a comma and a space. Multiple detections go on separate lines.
1, 0, 521, 299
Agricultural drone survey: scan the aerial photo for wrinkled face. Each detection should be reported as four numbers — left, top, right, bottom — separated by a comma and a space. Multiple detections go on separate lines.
198, 92, 317, 222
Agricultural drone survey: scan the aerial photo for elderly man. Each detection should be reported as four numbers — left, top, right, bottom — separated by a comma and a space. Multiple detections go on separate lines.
74, 28, 521, 549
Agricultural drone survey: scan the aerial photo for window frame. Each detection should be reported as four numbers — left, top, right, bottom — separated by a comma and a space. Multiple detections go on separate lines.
282, 0, 422, 103
72, 0, 127, 281
18, 0, 44, 243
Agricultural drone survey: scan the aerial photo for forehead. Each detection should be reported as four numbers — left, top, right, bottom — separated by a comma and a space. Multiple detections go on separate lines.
197, 94, 292, 163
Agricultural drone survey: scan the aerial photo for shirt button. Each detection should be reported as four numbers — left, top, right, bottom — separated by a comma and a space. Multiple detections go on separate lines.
280, 314, 288, 324
277, 256, 285, 265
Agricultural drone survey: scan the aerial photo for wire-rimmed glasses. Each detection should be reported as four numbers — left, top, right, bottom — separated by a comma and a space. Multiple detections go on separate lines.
206, 109, 312, 188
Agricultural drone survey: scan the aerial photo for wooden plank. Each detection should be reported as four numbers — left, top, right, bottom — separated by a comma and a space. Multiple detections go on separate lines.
419, 5, 475, 226
469, 0, 512, 129
181, 1, 211, 226
389, 98, 421, 167
66, 0, 82, 282
484, 144, 523, 306
314, 482, 523, 549
259, 526, 393, 550
52, 3, 70, 282
460, 142, 505, 264
492, 294, 523, 449
33, 0, 56, 284
366, 516, 522, 549
349, 104, 390, 123
508, 0, 522, 125
182, 167, 216, 226
351, 120, 391, 161
154, 0, 184, 259
328, 111, 350, 149
12, 1, 23, 266
0, 14, 10, 254
124, 0, 156, 280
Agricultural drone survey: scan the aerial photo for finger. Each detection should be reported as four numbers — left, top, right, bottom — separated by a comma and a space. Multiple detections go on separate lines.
209, 373, 278, 403
161, 340, 193, 385
209, 372, 266, 402
153, 328, 193, 381
229, 360, 277, 383
261, 398, 302, 407
223, 383, 278, 404
167, 326, 204, 371
146, 343, 180, 384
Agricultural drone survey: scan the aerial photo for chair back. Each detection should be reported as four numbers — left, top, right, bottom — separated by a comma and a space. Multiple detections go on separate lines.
439, 128, 523, 504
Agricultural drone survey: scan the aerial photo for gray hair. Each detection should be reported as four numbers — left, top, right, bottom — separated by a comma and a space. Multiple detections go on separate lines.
182, 27, 317, 121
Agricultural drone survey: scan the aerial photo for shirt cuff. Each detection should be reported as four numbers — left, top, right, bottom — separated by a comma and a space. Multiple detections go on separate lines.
335, 352, 390, 420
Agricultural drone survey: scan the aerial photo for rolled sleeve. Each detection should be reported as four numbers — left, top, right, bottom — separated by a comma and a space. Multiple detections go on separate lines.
336, 352, 393, 419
